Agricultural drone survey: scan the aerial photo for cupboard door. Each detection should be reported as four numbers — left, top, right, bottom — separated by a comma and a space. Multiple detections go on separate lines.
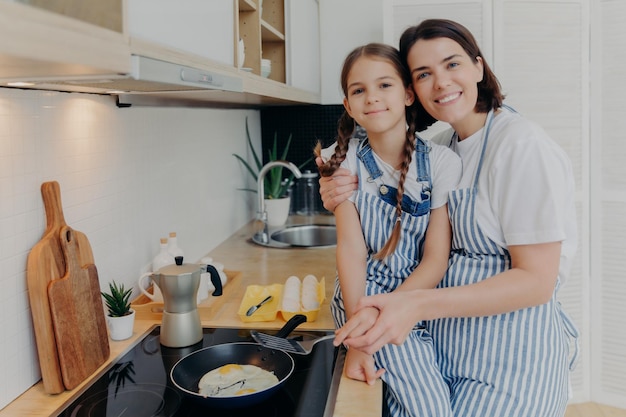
285, 0, 320, 93
127, 0, 235, 66
13, 0, 123, 32
495, 1, 587, 399
383, 0, 489, 60
597, 0, 626, 408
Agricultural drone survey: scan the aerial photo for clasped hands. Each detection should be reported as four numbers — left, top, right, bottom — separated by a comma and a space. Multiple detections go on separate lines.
333, 291, 424, 385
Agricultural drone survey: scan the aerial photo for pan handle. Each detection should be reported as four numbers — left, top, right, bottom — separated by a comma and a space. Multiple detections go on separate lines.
275, 314, 307, 338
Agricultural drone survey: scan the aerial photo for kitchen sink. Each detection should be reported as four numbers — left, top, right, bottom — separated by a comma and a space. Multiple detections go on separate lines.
252, 224, 337, 248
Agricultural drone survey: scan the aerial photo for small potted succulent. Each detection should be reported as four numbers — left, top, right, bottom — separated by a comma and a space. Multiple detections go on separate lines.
101, 281, 135, 341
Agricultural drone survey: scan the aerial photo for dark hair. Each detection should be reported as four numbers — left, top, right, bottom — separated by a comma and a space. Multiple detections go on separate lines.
399, 18, 504, 120
315, 43, 417, 259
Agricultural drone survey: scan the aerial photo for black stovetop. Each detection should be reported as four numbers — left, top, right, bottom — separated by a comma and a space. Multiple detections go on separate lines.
57, 326, 341, 417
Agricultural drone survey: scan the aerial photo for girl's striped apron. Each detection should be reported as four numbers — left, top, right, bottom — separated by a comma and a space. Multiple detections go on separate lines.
428, 109, 579, 417
332, 138, 454, 417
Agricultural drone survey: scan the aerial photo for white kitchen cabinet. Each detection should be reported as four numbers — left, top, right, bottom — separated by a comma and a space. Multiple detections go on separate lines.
594, 0, 626, 409
383, 0, 489, 61
126, 0, 235, 66
495, 0, 588, 399
319, 0, 382, 104
285, 0, 321, 93
0, 0, 130, 80
13, 0, 123, 32
0, 0, 321, 106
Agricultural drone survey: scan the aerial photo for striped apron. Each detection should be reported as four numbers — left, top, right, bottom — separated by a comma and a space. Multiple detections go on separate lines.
428, 110, 579, 417
331, 138, 453, 417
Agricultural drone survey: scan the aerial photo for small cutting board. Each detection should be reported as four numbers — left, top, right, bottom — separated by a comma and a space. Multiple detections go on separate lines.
47, 226, 110, 390
26, 181, 96, 393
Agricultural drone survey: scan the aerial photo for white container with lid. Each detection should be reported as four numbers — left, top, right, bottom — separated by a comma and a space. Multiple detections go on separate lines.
167, 232, 184, 258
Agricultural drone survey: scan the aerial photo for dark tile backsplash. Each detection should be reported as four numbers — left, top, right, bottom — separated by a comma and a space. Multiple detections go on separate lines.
260, 104, 344, 214
260, 104, 344, 171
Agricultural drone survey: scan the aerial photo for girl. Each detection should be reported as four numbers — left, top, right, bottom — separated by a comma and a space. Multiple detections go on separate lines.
316, 43, 461, 417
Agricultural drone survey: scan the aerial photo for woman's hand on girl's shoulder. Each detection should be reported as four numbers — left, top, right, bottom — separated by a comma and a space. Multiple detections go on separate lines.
315, 159, 358, 212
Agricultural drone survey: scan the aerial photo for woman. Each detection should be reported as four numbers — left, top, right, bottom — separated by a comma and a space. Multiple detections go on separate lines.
319, 19, 579, 417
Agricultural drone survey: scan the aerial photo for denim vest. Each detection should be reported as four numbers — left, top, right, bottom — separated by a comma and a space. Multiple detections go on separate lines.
355, 137, 432, 217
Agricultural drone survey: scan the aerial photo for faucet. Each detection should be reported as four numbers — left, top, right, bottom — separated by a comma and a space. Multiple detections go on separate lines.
255, 161, 302, 244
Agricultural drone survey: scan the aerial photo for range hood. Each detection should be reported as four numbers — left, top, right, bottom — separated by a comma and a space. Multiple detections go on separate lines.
2, 55, 243, 97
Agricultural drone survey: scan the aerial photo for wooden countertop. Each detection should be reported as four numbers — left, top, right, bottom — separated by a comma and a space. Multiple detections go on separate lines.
0, 216, 382, 417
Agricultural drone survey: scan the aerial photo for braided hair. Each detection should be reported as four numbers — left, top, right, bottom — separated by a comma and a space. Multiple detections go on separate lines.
315, 43, 418, 259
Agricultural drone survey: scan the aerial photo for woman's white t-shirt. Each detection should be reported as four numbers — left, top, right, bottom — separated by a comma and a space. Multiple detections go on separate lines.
431, 109, 578, 283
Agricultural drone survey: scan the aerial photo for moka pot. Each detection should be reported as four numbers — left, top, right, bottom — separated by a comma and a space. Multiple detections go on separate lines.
151, 257, 202, 347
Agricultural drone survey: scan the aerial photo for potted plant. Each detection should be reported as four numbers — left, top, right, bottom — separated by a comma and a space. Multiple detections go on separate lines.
101, 281, 135, 341
233, 117, 311, 226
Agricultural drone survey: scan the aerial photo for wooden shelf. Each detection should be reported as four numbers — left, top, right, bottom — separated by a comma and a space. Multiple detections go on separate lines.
238, 0, 256, 12
261, 20, 285, 41
237, 0, 286, 83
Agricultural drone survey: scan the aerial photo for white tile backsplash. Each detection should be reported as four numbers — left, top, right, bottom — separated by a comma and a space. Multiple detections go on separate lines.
0, 87, 260, 408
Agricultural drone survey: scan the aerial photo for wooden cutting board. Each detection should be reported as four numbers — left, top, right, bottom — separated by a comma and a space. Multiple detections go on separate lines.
26, 181, 97, 393
48, 226, 110, 390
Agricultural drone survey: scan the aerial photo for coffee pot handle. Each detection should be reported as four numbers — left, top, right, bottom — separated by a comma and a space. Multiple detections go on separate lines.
139, 272, 156, 300
205, 265, 223, 296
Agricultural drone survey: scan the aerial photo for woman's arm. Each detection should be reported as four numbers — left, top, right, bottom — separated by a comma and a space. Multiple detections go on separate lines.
316, 157, 358, 212
336, 240, 561, 354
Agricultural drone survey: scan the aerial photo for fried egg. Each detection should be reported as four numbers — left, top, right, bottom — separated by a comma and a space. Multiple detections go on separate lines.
198, 363, 279, 397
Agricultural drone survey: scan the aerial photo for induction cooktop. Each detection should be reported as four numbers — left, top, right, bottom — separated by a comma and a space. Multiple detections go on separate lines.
56, 326, 344, 417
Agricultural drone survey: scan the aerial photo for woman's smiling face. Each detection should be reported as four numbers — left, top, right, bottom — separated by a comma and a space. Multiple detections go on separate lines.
406, 37, 485, 137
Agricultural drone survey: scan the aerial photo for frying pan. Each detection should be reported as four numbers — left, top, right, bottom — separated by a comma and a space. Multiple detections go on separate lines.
169, 315, 307, 408
170, 342, 294, 408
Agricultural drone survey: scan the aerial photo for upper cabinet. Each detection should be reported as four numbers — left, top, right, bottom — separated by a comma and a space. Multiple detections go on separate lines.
0, 0, 321, 107
0, 0, 130, 80
285, 0, 321, 93
126, 0, 235, 67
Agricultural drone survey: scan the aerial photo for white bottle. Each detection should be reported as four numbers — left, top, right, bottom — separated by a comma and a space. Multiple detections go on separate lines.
152, 238, 175, 271
167, 232, 184, 258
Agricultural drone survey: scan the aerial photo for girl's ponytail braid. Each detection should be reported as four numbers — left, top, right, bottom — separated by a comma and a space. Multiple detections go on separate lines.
315, 111, 355, 178
374, 108, 417, 260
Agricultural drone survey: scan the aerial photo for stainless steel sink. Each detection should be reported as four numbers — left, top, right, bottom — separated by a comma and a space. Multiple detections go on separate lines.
251, 224, 337, 248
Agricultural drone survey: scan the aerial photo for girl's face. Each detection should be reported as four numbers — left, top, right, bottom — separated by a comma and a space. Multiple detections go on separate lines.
343, 56, 414, 139
406, 37, 484, 138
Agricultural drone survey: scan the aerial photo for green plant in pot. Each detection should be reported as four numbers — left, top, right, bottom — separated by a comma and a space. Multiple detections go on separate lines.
101, 281, 135, 341
233, 118, 311, 226
233, 117, 309, 199
102, 281, 132, 317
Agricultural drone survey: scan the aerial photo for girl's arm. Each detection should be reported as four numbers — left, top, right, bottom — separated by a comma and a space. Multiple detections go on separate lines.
334, 200, 368, 318
335, 200, 385, 385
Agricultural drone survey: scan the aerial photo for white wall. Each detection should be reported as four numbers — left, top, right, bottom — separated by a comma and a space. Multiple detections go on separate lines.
0, 87, 260, 408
